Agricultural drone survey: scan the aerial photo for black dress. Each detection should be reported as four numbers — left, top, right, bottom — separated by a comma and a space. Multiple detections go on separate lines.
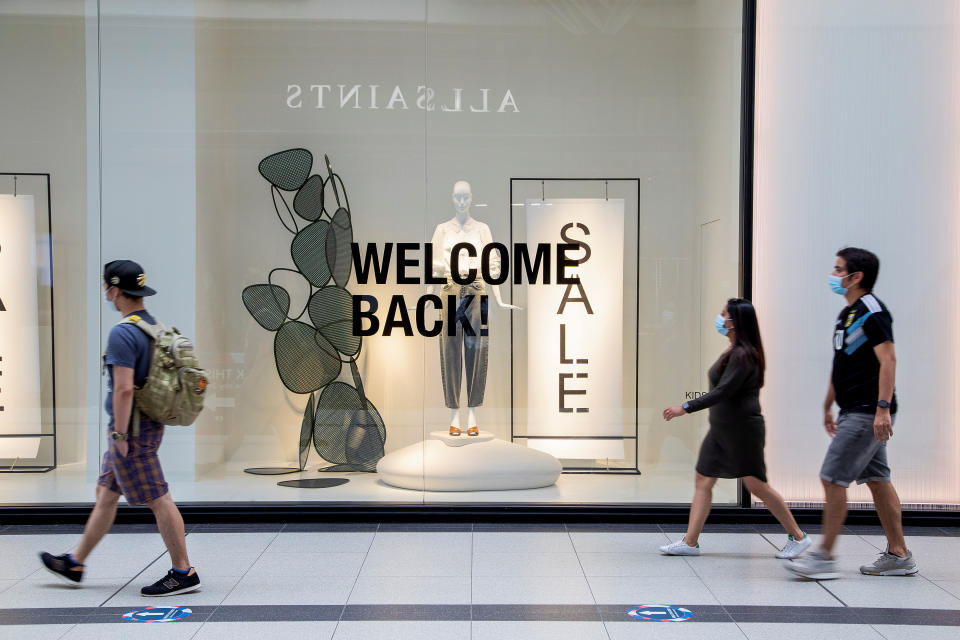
684, 351, 767, 482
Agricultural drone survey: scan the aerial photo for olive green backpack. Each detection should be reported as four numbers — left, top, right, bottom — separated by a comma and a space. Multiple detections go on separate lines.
117, 315, 209, 437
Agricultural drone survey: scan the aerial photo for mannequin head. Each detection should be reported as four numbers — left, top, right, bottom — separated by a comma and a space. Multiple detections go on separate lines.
452, 180, 472, 217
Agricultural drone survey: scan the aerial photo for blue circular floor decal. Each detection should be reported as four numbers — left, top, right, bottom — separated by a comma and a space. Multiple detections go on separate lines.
627, 605, 693, 622
122, 606, 193, 623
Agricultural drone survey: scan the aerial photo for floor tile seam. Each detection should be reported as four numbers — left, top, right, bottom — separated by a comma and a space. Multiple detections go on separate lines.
816, 580, 850, 607
97, 547, 170, 607
682, 554, 737, 614
210, 526, 286, 617
187, 618, 206, 640
857, 533, 886, 552
54, 623, 78, 640
730, 620, 753, 639
333, 522, 380, 635
929, 579, 960, 603
566, 527, 608, 634
758, 531, 784, 552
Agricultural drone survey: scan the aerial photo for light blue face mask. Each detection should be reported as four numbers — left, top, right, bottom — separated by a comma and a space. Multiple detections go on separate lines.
715, 314, 730, 336
829, 274, 848, 295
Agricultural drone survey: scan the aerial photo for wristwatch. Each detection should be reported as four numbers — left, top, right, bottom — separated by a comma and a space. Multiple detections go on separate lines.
877, 400, 891, 410
110, 431, 128, 442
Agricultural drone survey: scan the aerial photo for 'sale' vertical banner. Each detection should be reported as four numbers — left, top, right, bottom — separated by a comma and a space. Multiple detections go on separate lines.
525, 198, 624, 460
0, 195, 43, 459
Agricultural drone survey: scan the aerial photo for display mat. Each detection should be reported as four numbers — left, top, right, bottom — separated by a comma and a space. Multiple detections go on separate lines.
242, 467, 301, 475
277, 478, 349, 489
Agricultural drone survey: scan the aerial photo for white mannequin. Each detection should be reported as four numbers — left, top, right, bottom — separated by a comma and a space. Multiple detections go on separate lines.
427, 181, 521, 431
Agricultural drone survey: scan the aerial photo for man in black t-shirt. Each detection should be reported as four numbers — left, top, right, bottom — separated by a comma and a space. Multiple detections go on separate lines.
787, 248, 918, 580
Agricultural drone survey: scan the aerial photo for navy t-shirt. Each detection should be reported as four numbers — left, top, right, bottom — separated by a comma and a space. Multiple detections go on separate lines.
831, 293, 897, 415
105, 310, 159, 429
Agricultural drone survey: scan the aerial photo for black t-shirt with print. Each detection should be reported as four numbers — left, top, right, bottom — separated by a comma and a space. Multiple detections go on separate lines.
831, 293, 897, 415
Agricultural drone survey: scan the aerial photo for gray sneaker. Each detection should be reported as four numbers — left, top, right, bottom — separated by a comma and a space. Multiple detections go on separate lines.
784, 548, 839, 580
860, 550, 918, 576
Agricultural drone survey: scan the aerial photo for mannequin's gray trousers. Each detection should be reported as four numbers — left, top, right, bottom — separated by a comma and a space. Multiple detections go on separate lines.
439, 281, 488, 409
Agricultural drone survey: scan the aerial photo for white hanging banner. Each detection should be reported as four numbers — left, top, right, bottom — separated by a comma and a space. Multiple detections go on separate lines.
525, 198, 625, 459
0, 195, 43, 459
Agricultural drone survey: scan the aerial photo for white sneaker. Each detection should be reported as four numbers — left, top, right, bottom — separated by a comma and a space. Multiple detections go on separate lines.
659, 539, 700, 556
776, 533, 812, 559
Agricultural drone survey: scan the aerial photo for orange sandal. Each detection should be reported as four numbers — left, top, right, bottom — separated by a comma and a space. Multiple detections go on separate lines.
466, 427, 479, 436
449, 426, 462, 436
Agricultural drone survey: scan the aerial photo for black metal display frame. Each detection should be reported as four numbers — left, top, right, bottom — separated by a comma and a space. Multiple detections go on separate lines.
508, 178, 641, 475
0, 172, 57, 473
737, 0, 757, 509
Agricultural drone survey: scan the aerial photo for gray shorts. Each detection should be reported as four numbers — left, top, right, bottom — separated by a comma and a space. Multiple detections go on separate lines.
819, 411, 894, 487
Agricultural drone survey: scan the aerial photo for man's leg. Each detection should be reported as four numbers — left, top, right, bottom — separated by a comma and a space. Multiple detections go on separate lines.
73, 485, 122, 564
820, 478, 847, 556
147, 492, 190, 571
867, 481, 907, 557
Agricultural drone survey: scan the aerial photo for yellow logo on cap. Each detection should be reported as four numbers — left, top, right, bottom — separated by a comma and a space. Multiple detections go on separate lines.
110, 276, 120, 285
137, 274, 146, 287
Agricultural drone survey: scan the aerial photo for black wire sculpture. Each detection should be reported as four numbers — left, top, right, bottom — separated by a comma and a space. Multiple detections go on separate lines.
242, 149, 387, 475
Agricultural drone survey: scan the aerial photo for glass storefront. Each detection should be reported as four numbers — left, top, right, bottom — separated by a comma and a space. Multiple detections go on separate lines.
1, 0, 795, 509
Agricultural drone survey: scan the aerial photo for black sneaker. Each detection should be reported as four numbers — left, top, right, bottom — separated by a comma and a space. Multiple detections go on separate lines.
140, 568, 201, 597
39, 552, 84, 586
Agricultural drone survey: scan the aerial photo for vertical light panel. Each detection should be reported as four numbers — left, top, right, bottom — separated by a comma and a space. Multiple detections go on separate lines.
525, 198, 625, 460
0, 195, 43, 459
754, 0, 960, 505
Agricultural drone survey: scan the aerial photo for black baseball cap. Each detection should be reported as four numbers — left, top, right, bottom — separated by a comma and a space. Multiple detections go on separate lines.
103, 260, 157, 297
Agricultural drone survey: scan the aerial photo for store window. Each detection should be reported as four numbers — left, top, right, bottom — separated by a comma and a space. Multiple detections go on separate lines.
1, 0, 746, 507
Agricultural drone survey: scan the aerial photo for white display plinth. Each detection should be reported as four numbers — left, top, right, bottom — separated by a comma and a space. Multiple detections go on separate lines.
377, 437, 561, 492
429, 430, 495, 447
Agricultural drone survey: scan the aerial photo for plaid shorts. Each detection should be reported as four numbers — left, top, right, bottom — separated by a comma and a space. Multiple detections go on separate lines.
98, 423, 169, 505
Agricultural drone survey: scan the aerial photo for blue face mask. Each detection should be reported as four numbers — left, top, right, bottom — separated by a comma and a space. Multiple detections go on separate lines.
715, 314, 730, 336
829, 274, 848, 295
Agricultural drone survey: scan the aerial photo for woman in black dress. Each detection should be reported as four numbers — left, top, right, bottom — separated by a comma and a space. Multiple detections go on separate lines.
660, 298, 809, 558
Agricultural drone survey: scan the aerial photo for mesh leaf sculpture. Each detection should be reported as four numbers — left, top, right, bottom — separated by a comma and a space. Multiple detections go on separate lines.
243, 149, 386, 472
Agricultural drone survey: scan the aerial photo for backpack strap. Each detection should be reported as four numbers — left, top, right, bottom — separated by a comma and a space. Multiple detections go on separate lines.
121, 314, 165, 341
116, 315, 164, 438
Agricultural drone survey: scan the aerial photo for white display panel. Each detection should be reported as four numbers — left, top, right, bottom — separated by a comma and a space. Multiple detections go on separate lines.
525, 198, 625, 460
0, 195, 43, 459
754, 0, 960, 506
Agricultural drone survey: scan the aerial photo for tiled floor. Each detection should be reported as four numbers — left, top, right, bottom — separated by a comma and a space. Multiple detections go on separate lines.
0, 523, 957, 639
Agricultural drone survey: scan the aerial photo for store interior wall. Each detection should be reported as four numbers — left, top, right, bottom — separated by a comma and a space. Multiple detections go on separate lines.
0, 3, 88, 469
754, 0, 960, 506
190, 0, 744, 499
95, 0, 197, 479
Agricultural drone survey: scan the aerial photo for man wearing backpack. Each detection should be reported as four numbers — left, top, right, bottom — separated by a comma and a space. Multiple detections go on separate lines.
40, 260, 201, 597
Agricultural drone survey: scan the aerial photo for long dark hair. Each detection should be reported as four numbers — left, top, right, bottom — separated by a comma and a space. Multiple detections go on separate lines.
721, 298, 766, 387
